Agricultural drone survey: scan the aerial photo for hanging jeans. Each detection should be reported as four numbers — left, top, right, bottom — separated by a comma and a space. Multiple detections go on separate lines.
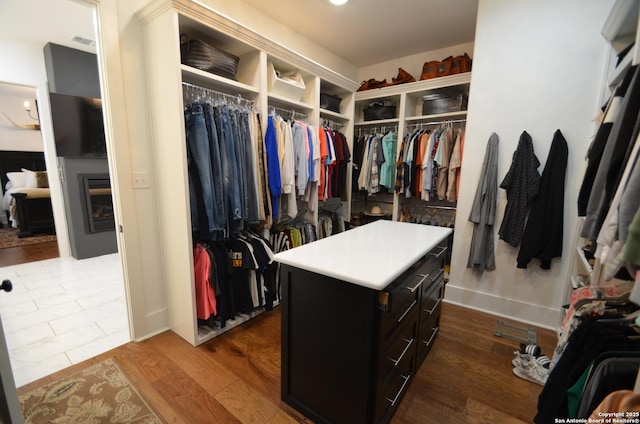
239, 111, 260, 223
203, 104, 226, 232
185, 103, 220, 235
214, 105, 243, 233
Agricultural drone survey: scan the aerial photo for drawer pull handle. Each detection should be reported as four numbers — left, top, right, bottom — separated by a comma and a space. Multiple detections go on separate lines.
405, 273, 428, 293
387, 374, 411, 406
430, 268, 444, 282
397, 300, 417, 323
424, 298, 442, 315
422, 326, 439, 347
389, 338, 414, 365
428, 246, 447, 259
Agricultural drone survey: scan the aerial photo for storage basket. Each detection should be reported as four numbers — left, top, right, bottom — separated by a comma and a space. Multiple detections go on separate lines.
422, 93, 467, 115
320, 93, 342, 113
180, 34, 240, 80
267, 62, 305, 101
363, 102, 396, 121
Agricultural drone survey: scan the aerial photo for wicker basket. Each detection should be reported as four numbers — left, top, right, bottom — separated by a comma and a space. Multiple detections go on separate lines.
180, 34, 239, 80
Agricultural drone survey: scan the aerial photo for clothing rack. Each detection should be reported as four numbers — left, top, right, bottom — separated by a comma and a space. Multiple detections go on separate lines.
182, 82, 255, 110
356, 126, 397, 136
406, 119, 466, 129
322, 118, 345, 128
268, 105, 308, 121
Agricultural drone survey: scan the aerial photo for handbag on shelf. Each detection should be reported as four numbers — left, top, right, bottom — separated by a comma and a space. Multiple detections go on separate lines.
179, 34, 240, 80
363, 101, 396, 121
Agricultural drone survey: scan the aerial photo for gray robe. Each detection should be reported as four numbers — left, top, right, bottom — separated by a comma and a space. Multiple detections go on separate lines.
467, 133, 499, 271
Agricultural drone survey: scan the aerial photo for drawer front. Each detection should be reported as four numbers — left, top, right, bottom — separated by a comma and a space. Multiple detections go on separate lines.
416, 315, 440, 368
420, 277, 444, 327
378, 272, 423, 349
374, 358, 414, 424
377, 317, 417, 389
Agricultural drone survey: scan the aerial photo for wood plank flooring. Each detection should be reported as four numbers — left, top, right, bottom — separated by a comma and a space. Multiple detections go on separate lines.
17, 301, 557, 423
0, 240, 58, 267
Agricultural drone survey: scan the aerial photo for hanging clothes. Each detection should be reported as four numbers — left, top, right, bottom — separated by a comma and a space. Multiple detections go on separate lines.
498, 130, 541, 247
467, 133, 499, 271
517, 130, 568, 269
581, 65, 640, 247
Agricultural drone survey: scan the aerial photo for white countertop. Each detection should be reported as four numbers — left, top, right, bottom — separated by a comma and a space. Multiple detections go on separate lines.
274, 220, 452, 290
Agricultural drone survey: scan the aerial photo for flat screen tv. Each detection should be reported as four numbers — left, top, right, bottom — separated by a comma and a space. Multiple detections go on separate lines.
49, 92, 106, 157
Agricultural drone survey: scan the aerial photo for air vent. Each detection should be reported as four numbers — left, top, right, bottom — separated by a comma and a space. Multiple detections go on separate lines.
70, 35, 96, 47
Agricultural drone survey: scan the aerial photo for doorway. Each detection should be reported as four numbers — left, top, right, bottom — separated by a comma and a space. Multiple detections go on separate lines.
0, 0, 130, 388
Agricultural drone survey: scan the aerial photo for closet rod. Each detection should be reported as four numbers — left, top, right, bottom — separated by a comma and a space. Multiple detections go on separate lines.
181, 82, 255, 108
406, 119, 466, 128
322, 118, 345, 128
269, 105, 308, 121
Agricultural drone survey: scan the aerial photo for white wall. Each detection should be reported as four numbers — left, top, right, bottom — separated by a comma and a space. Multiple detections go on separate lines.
0, 88, 43, 153
446, 0, 614, 329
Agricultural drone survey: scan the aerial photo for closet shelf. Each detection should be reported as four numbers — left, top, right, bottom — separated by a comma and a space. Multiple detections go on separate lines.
181, 64, 259, 97
267, 92, 314, 112
601, 0, 639, 47
319, 108, 350, 121
354, 73, 472, 101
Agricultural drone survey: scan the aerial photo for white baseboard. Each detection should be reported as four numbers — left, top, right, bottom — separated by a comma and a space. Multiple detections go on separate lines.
444, 284, 561, 331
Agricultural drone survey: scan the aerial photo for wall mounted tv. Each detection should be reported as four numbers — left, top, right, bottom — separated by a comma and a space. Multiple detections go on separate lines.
49, 92, 106, 157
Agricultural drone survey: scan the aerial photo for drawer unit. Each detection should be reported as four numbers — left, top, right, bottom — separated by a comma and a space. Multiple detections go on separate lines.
278, 222, 453, 424
378, 271, 423, 350
377, 316, 417, 390
374, 356, 414, 424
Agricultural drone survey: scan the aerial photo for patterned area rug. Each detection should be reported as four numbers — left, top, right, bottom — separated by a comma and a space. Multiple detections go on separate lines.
19, 358, 164, 424
0, 227, 56, 249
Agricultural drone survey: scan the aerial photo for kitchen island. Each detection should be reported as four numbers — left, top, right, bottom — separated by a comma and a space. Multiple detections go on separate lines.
275, 220, 452, 424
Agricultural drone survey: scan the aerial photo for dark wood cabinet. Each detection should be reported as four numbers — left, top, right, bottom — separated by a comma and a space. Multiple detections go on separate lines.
277, 222, 450, 424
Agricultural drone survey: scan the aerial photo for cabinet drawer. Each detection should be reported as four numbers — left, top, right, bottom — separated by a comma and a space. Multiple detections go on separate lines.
378, 272, 424, 349
416, 315, 440, 367
378, 317, 417, 390
374, 359, 414, 424
420, 277, 444, 326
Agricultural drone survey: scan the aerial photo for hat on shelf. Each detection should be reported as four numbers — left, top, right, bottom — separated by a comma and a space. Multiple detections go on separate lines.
364, 206, 388, 217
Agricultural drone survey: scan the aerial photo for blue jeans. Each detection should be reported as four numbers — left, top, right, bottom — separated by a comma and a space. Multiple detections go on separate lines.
185, 103, 220, 234
203, 104, 225, 230
214, 105, 243, 232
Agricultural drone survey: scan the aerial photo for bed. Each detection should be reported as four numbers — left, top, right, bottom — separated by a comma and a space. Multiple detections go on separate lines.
0, 150, 55, 238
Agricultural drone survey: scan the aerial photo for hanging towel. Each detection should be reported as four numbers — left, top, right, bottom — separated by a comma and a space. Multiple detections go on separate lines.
467, 133, 499, 271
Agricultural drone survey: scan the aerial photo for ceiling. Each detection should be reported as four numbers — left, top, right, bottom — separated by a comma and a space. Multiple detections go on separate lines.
0, 0, 478, 81
241, 0, 479, 67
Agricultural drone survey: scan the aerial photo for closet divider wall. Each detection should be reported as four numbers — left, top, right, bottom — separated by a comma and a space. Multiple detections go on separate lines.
137, 0, 357, 346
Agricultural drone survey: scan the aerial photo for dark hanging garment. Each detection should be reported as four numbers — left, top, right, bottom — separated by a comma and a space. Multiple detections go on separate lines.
517, 130, 568, 269
498, 131, 541, 247
581, 65, 640, 245
578, 65, 636, 216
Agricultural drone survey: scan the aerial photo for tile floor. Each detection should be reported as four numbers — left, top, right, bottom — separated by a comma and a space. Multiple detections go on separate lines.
0, 253, 130, 388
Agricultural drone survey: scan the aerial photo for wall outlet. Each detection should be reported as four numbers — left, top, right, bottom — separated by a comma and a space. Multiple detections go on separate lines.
132, 172, 150, 189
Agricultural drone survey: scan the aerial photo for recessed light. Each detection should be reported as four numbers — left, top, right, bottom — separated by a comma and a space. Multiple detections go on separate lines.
330, 0, 348, 5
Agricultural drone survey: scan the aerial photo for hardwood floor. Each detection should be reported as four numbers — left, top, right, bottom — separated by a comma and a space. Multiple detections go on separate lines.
17, 301, 556, 423
0, 240, 59, 267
